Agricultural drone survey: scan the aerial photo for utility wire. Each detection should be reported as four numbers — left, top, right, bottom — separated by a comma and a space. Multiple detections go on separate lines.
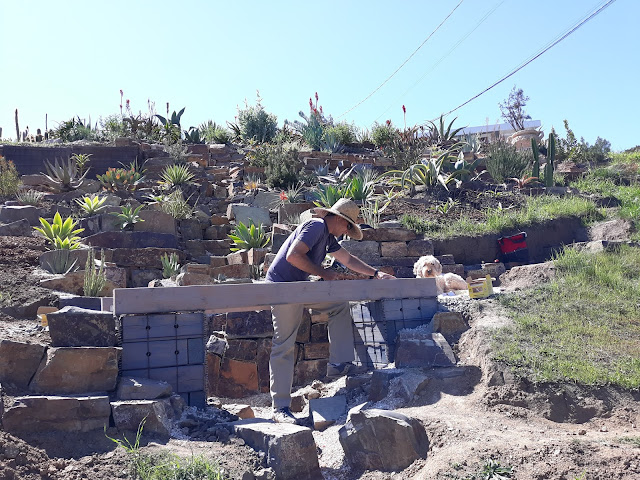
428, 0, 617, 124
337, 0, 465, 119
375, 0, 504, 123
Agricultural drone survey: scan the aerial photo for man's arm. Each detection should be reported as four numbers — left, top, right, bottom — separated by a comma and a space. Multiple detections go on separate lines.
331, 248, 395, 279
286, 239, 339, 280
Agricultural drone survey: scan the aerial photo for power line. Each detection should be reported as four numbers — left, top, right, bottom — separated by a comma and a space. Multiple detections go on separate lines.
374, 0, 504, 123
337, 0, 465, 119
428, 0, 617, 124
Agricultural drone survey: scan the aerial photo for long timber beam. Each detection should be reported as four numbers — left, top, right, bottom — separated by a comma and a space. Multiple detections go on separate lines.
113, 278, 438, 315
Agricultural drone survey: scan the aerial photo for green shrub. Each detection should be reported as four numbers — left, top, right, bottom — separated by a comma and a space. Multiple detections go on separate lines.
325, 122, 357, 146
51, 117, 97, 142
199, 120, 231, 144
371, 121, 399, 148
238, 94, 278, 144
0, 157, 21, 196
264, 144, 302, 189
486, 139, 532, 184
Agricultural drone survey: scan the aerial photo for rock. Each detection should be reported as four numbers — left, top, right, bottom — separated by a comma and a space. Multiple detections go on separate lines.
390, 371, 431, 402
407, 239, 435, 257
252, 191, 281, 209
227, 204, 272, 227
0, 205, 43, 225
339, 406, 429, 471
589, 218, 634, 242
0, 218, 32, 236
39, 249, 89, 273
83, 231, 179, 249
290, 394, 306, 413
2, 395, 111, 433
234, 421, 322, 480
368, 369, 404, 402
395, 331, 456, 368
210, 263, 252, 279
361, 228, 416, 242
116, 377, 173, 400
179, 218, 204, 240
30, 347, 121, 394
133, 210, 177, 235
0, 340, 46, 389
339, 240, 381, 264
224, 404, 255, 419
294, 359, 328, 387
431, 312, 469, 337
277, 203, 315, 224
206, 335, 228, 356
105, 247, 184, 269
111, 399, 176, 436
47, 306, 117, 347
309, 395, 347, 430
380, 241, 409, 257
39, 271, 118, 296
224, 310, 273, 338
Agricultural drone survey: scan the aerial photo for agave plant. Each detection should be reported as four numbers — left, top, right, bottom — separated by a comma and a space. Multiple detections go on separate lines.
15, 189, 46, 206
228, 220, 270, 252
426, 115, 466, 149
159, 164, 195, 189
75, 194, 108, 216
313, 183, 349, 208
111, 204, 144, 230
42, 249, 79, 274
42, 157, 89, 191
33, 212, 84, 250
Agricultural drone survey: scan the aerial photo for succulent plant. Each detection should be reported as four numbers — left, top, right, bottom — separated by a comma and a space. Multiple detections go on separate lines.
42, 157, 88, 191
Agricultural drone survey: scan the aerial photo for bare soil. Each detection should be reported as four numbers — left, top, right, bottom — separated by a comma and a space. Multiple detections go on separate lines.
1, 235, 639, 479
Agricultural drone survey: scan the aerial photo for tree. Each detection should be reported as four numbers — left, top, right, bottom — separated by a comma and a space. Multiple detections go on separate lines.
499, 86, 531, 131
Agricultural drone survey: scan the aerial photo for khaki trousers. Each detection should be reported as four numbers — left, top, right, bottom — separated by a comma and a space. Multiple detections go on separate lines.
270, 301, 355, 408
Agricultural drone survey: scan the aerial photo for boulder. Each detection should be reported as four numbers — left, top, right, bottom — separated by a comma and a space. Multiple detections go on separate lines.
39, 271, 118, 296
227, 204, 272, 227
30, 347, 121, 394
116, 377, 173, 400
431, 312, 469, 338
0, 340, 46, 389
0, 205, 43, 225
223, 403, 255, 419
234, 421, 322, 480
339, 240, 381, 264
0, 218, 32, 236
133, 210, 177, 235
2, 395, 111, 433
394, 331, 456, 368
368, 369, 404, 402
111, 398, 176, 436
339, 406, 429, 471
47, 306, 117, 347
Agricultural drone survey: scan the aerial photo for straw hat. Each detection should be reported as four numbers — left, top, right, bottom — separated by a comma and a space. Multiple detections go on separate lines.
312, 198, 363, 240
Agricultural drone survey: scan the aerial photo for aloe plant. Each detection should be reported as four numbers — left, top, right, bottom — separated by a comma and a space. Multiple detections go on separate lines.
228, 220, 270, 252
43, 249, 79, 274
42, 157, 89, 191
33, 212, 84, 250
160, 252, 181, 278
111, 204, 144, 230
83, 248, 106, 297
75, 194, 108, 216
159, 163, 195, 189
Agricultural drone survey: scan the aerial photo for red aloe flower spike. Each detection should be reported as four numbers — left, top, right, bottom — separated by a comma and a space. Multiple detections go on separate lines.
402, 105, 406, 113
309, 98, 313, 109
386, 119, 391, 126
280, 191, 288, 201
319, 106, 323, 114
315, 92, 319, 101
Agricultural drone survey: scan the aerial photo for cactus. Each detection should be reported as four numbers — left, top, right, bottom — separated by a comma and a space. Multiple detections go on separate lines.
544, 132, 556, 187
531, 138, 540, 180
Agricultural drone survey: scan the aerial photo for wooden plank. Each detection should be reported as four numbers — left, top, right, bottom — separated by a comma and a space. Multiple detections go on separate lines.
114, 278, 438, 315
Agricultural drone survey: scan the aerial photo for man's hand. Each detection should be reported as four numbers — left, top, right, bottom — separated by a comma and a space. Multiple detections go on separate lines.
376, 271, 395, 280
320, 268, 340, 281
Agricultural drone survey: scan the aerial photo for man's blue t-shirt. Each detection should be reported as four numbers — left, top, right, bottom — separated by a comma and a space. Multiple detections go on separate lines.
266, 218, 341, 282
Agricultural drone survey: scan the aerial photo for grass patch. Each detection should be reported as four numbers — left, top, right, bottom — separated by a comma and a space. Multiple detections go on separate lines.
493, 245, 640, 388
617, 436, 640, 447
401, 195, 602, 239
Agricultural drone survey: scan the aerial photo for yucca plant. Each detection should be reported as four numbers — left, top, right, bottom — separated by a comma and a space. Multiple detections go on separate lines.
42, 157, 89, 191
160, 252, 181, 278
75, 194, 108, 216
111, 204, 144, 230
83, 248, 107, 297
228, 220, 270, 251
15, 189, 46, 206
33, 212, 84, 250
159, 164, 195, 189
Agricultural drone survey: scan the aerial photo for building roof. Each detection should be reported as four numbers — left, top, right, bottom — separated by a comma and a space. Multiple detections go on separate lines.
457, 120, 542, 136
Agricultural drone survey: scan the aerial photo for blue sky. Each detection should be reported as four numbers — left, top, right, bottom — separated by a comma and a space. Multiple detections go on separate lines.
1, 0, 637, 150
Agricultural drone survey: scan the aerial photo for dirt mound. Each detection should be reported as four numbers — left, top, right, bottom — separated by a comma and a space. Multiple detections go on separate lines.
498, 261, 557, 292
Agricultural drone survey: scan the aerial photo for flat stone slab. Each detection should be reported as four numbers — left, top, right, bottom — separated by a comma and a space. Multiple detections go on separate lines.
116, 377, 173, 400
395, 331, 456, 368
227, 204, 272, 227
0, 218, 32, 236
47, 306, 117, 347
234, 420, 321, 480
111, 398, 176, 436
2, 395, 111, 433
0, 205, 43, 225
309, 395, 347, 430
83, 231, 178, 249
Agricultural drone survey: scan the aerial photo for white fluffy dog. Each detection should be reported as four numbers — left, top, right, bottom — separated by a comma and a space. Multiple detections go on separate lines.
413, 255, 468, 293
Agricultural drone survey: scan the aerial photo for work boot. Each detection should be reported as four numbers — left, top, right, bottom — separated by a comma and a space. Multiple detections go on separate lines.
271, 407, 298, 424
326, 362, 368, 380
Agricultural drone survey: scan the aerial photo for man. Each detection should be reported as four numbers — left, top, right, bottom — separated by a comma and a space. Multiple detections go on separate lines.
265, 198, 395, 423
